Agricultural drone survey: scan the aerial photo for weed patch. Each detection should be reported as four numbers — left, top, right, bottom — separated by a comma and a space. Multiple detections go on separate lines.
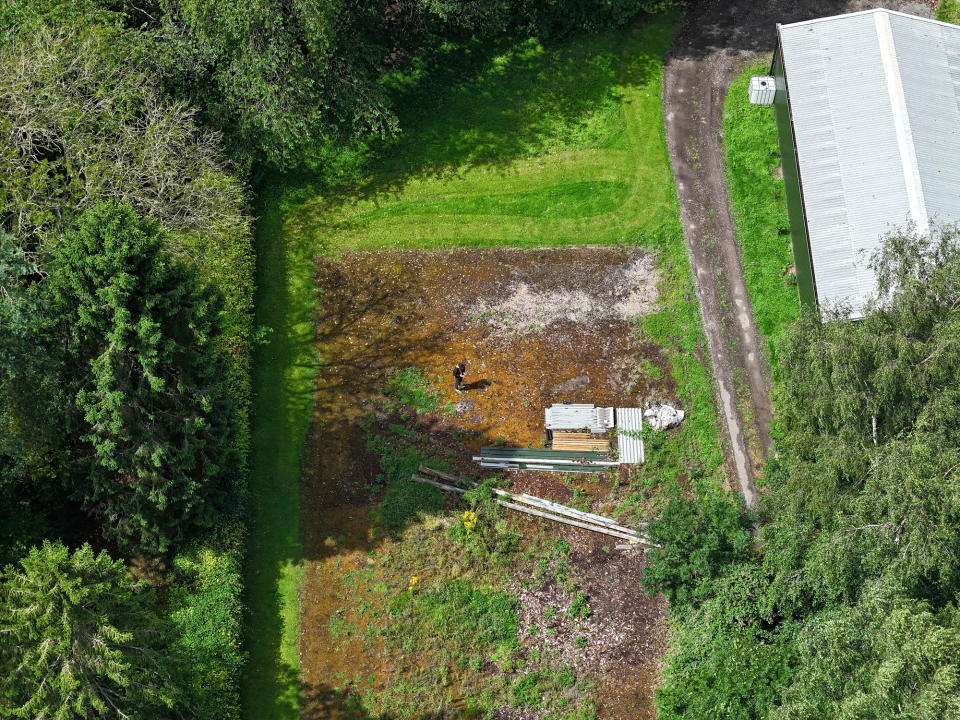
724, 62, 799, 367
367, 434, 444, 534
382, 366, 445, 415
417, 579, 519, 652
937, 0, 960, 23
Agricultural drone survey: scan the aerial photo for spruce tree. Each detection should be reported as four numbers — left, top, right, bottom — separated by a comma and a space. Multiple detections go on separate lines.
49, 202, 235, 554
0, 541, 178, 719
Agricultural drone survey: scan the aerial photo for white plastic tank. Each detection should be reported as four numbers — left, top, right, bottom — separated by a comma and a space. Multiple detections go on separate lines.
748, 76, 776, 105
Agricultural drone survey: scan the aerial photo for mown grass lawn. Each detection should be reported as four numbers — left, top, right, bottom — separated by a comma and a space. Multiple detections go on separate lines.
285, 24, 679, 250
723, 63, 799, 370
244, 12, 726, 718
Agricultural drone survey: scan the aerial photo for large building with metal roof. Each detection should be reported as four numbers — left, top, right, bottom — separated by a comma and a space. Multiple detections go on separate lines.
763, 9, 960, 317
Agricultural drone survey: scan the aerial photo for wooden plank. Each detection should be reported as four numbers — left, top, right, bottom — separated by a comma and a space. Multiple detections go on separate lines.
551, 439, 610, 451
409, 475, 655, 544
417, 465, 649, 540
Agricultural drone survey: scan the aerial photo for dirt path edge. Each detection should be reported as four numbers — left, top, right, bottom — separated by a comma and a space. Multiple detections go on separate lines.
662, 53, 767, 509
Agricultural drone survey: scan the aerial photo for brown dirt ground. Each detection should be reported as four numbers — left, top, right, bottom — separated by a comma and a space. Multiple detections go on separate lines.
299, 248, 672, 719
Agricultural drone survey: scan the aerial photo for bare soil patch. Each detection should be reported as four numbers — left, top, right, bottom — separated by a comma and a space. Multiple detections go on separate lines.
299, 247, 672, 719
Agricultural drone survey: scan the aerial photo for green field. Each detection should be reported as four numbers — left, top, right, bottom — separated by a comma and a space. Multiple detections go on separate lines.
283, 19, 681, 250
723, 63, 799, 368
244, 13, 726, 717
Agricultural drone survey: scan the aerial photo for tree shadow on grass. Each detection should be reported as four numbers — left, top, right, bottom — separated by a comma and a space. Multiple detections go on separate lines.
287, 257, 448, 418
302, 681, 457, 720
280, 14, 671, 228
242, 187, 323, 720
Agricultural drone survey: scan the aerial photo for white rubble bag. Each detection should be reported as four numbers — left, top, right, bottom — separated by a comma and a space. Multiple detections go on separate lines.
644, 403, 684, 430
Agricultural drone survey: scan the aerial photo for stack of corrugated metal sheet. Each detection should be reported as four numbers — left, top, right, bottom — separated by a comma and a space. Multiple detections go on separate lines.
615, 408, 644, 465
473, 447, 616, 473
544, 404, 614, 434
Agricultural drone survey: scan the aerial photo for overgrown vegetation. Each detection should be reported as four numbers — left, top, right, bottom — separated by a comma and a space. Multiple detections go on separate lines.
168, 525, 246, 720
316, 375, 598, 717
646, 226, 960, 718
254, 12, 725, 713
0, 6, 253, 719
937, 0, 960, 24
723, 62, 798, 366
382, 367, 448, 416
0, 0, 706, 717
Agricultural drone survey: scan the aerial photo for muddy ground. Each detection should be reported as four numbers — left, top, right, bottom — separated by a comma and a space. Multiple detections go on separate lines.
299, 248, 673, 719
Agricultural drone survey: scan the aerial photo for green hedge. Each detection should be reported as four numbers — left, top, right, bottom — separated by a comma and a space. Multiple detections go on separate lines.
169, 523, 247, 720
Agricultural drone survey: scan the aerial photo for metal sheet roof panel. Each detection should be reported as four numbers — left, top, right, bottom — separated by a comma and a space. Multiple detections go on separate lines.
891, 14, 960, 225
779, 9, 960, 315
615, 408, 644, 465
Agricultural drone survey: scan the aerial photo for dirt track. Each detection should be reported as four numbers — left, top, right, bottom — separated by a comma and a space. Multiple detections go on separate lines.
662, 0, 933, 507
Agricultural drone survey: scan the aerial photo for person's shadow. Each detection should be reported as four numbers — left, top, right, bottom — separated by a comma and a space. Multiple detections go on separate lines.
461, 379, 491, 392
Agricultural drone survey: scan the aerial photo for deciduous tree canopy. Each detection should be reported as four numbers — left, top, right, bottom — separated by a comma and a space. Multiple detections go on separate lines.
649, 225, 960, 719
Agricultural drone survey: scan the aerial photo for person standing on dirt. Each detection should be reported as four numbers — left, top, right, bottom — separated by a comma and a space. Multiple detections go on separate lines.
453, 363, 466, 393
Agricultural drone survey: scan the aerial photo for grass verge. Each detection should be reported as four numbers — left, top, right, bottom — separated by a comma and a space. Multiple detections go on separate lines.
723, 62, 798, 368
276, 11, 723, 489
239, 180, 318, 719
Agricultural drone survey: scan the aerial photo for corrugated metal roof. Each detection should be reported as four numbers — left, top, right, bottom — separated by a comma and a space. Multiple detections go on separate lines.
474, 446, 616, 473
779, 9, 960, 316
615, 408, 644, 465
544, 404, 612, 433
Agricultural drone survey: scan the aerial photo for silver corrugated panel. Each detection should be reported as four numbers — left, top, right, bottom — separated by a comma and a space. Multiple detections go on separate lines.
779, 10, 960, 316
615, 408, 644, 465
545, 404, 595, 430
892, 14, 960, 225
595, 407, 615, 429
544, 404, 614, 432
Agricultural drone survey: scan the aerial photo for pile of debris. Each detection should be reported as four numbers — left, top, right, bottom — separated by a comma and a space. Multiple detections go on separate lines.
410, 466, 656, 549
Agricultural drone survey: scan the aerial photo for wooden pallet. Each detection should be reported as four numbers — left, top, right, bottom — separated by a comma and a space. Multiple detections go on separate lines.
551, 431, 610, 452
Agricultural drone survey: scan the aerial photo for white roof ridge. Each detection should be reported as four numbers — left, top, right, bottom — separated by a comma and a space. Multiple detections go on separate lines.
779, 7, 960, 33
874, 10, 929, 236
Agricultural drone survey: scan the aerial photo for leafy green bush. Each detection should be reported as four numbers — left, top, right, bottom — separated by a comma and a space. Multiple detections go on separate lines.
643, 492, 754, 607
510, 665, 595, 717
168, 524, 246, 720
657, 607, 794, 720
367, 434, 444, 533
937, 0, 960, 23
382, 367, 445, 415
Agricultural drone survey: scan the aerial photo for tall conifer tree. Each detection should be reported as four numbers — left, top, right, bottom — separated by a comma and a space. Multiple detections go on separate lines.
49, 202, 235, 554
0, 541, 178, 719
